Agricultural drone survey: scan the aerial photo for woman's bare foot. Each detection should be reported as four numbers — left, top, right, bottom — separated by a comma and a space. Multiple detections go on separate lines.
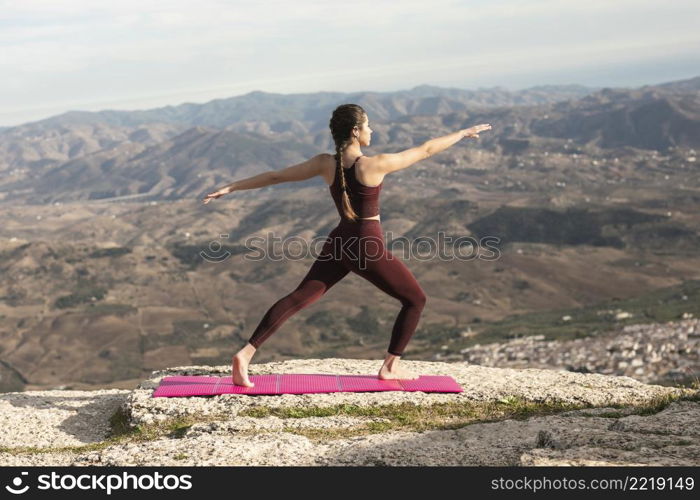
231, 343, 256, 387
377, 352, 420, 380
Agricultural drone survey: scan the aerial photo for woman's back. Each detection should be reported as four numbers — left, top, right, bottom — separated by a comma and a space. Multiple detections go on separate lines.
329, 155, 383, 220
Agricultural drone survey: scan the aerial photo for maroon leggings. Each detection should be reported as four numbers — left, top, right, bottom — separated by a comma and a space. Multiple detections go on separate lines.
247, 218, 427, 356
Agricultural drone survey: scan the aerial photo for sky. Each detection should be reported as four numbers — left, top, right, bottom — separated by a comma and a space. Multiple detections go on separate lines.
2, 0, 699, 127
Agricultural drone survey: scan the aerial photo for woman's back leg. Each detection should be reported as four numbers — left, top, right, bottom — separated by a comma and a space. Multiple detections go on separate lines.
247, 242, 350, 349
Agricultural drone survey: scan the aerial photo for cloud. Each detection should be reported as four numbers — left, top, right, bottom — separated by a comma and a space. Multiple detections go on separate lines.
1, 0, 698, 125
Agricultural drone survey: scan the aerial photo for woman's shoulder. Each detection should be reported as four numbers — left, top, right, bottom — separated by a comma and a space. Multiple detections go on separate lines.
354, 155, 384, 187
323, 153, 339, 186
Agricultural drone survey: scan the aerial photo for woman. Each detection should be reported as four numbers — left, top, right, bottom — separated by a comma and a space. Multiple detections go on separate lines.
203, 104, 491, 387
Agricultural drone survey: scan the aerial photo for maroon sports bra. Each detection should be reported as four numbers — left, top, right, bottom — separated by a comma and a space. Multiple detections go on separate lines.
329, 155, 383, 220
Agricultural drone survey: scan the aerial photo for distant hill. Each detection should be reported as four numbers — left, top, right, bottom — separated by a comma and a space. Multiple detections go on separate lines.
0, 77, 698, 203
1, 77, 699, 392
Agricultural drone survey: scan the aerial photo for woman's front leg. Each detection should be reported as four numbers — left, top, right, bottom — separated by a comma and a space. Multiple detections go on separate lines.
232, 342, 257, 387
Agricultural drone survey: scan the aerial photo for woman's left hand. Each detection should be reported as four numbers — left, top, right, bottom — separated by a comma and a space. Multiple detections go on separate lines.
202, 187, 230, 204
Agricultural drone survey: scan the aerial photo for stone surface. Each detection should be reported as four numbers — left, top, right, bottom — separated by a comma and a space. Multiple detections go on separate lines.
0, 358, 697, 466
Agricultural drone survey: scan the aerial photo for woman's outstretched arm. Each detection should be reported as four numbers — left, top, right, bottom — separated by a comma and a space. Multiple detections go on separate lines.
202, 153, 328, 204
373, 123, 492, 176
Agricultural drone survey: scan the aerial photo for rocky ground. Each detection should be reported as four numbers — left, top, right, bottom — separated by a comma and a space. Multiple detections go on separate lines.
0, 357, 697, 466
445, 319, 700, 385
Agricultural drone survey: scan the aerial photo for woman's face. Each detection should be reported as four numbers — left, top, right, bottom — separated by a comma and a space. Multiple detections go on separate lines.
355, 116, 372, 146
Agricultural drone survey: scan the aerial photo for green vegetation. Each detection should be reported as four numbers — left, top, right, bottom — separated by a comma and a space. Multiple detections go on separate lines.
142, 320, 227, 355
54, 267, 112, 309
468, 206, 666, 248
88, 247, 132, 258
270, 394, 699, 442
82, 303, 137, 316
169, 242, 248, 270
237, 261, 288, 283
513, 279, 530, 290
345, 306, 383, 338
305, 310, 336, 328
0, 242, 31, 260
54, 283, 107, 308
238, 397, 587, 440
304, 310, 352, 343
447, 278, 700, 350
104, 349, 143, 382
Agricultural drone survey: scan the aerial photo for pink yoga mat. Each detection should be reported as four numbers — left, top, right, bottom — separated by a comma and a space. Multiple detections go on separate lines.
152, 373, 463, 397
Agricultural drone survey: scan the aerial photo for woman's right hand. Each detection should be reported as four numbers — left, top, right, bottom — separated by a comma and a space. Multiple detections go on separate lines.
463, 123, 492, 139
